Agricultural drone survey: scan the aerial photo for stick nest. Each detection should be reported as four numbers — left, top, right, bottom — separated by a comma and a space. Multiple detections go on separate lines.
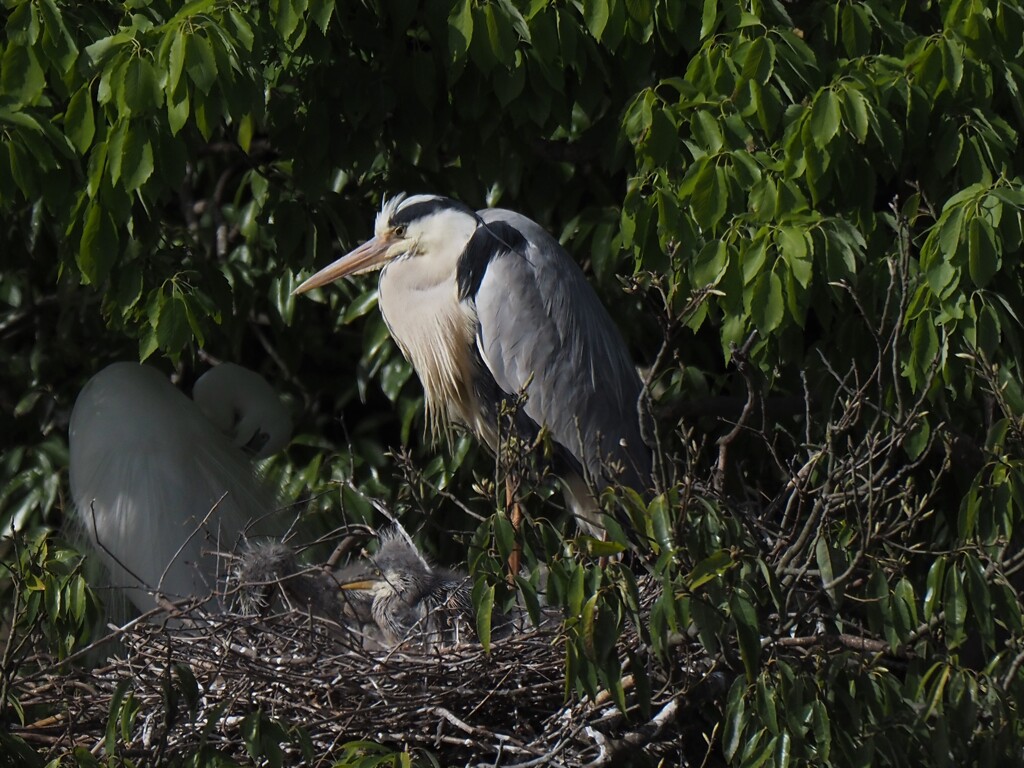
12, 579, 721, 767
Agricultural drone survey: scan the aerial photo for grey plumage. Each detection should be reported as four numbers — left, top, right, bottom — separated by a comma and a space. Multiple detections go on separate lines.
294, 194, 652, 533
472, 208, 651, 494
235, 531, 473, 651
340, 527, 473, 650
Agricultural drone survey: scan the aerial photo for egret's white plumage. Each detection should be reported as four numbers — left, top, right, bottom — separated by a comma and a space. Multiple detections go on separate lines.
193, 363, 293, 458
68, 362, 291, 616
295, 194, 651, 532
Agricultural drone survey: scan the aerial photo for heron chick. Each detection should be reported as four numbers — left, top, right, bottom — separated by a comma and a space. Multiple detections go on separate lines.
294, 194, 652, 535
339, 526, 473, 650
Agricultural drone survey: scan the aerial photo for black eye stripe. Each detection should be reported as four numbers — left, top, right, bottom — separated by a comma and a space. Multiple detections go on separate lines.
392, 197, 476, 227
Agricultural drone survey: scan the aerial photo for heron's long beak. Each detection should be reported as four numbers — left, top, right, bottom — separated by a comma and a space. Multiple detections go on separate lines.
293, 236, 391, 295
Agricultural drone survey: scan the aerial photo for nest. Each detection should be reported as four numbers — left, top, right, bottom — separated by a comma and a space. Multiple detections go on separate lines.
11, 580, 722, 766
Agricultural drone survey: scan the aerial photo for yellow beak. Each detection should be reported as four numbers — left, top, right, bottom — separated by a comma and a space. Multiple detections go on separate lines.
293, 236, 392, 295
339, 579, 377, 591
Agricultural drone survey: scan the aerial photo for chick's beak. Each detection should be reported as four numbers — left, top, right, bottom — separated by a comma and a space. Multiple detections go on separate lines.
339, 579, 377, 591
293, 236, 392, 295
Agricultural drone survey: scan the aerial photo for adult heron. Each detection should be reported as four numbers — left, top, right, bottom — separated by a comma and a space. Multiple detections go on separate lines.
339, 526, 472, 649
294, 194, 651, 536
68, 362, 292, 618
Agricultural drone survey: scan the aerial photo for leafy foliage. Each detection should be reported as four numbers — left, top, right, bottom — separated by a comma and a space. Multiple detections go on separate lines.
3, 0, 1024, 764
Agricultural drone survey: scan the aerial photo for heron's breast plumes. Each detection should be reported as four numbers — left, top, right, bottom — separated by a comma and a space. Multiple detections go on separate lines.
378, 271, 481, 442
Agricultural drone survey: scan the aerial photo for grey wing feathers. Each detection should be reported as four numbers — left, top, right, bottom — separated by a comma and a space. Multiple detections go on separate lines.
473, 209, 651, 489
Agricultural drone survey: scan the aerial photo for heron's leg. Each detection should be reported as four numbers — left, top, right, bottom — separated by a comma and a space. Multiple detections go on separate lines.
505, 475, 522, 582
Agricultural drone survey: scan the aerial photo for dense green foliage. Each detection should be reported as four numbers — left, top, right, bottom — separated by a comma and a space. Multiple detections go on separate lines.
3, 0, 1024, 764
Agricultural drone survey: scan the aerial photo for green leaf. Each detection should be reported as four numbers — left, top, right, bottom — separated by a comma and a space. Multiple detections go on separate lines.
748, 179, 777, 223
192, 87, 218, 139
842, 87, 870, 143
810, 89, 841, 148
943, 565, 966, 649
748, 269, 784, 333
567, 562, 585, 616
65, 86, 96, 153
473, 580, 494, 651
756, 679, 779, 736
963, 555, 993, 648
123, 56, 162, 115
906, 315, 939, 391
687, 550, 732, 590
39, 0, 79, 72
85, 31, 132, 66
903, 418, 931, 460
309, 0, 336, 33
448, 0, 474, 57
723, 678, 748, 761
483, 4, 516, 65
78, 203, 118, 284
646, 108, 676, 165
168, 31, 187, 93
841, 3, 871, 57
167, 90, 190, 136
924, 557, 946, 620
691, 110, 724, 152
742, 37, 774, 85
581, 592, 598, 659
967, 216, 999, 288
493, 512, 515, 560
623, 90, 653, 144
157, 295, 192, 355
778, 226, 811, 287
691, 240, 728, 286
700, 0, 718, 39
106, 679, 131, 754
106, 120, 129, 184
186, 33, 218, 94
122, 127, 154, 193
730, 589, 760, 680
942, 38, 963, 94
585, 0, 610, 40
1, 45, 46, 105
690, 163, 727, 230
273, 0, 302, 42
6, 2, 40, 47
741, 236, 767, 285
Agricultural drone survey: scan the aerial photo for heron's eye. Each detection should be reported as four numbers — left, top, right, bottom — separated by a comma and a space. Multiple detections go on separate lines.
394, 224, 407, 238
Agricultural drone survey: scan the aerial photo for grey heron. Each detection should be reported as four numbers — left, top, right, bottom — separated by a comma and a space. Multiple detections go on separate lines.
68, 362, 292, 618
339, 526, 473, 649
294, 194, 651, 537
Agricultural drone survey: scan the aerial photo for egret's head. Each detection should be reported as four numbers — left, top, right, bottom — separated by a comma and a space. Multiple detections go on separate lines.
293, 193, 479, 294
192, 363, 292, 459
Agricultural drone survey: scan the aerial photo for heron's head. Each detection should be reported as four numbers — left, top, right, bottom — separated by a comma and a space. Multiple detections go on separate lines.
293, 193, 479, 294
338, 527, 433, 603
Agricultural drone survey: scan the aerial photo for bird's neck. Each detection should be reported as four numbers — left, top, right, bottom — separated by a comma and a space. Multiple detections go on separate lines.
378, 245, 482, 442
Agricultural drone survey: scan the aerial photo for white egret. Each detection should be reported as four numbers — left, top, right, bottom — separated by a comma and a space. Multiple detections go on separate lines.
68, 362, 292, 617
